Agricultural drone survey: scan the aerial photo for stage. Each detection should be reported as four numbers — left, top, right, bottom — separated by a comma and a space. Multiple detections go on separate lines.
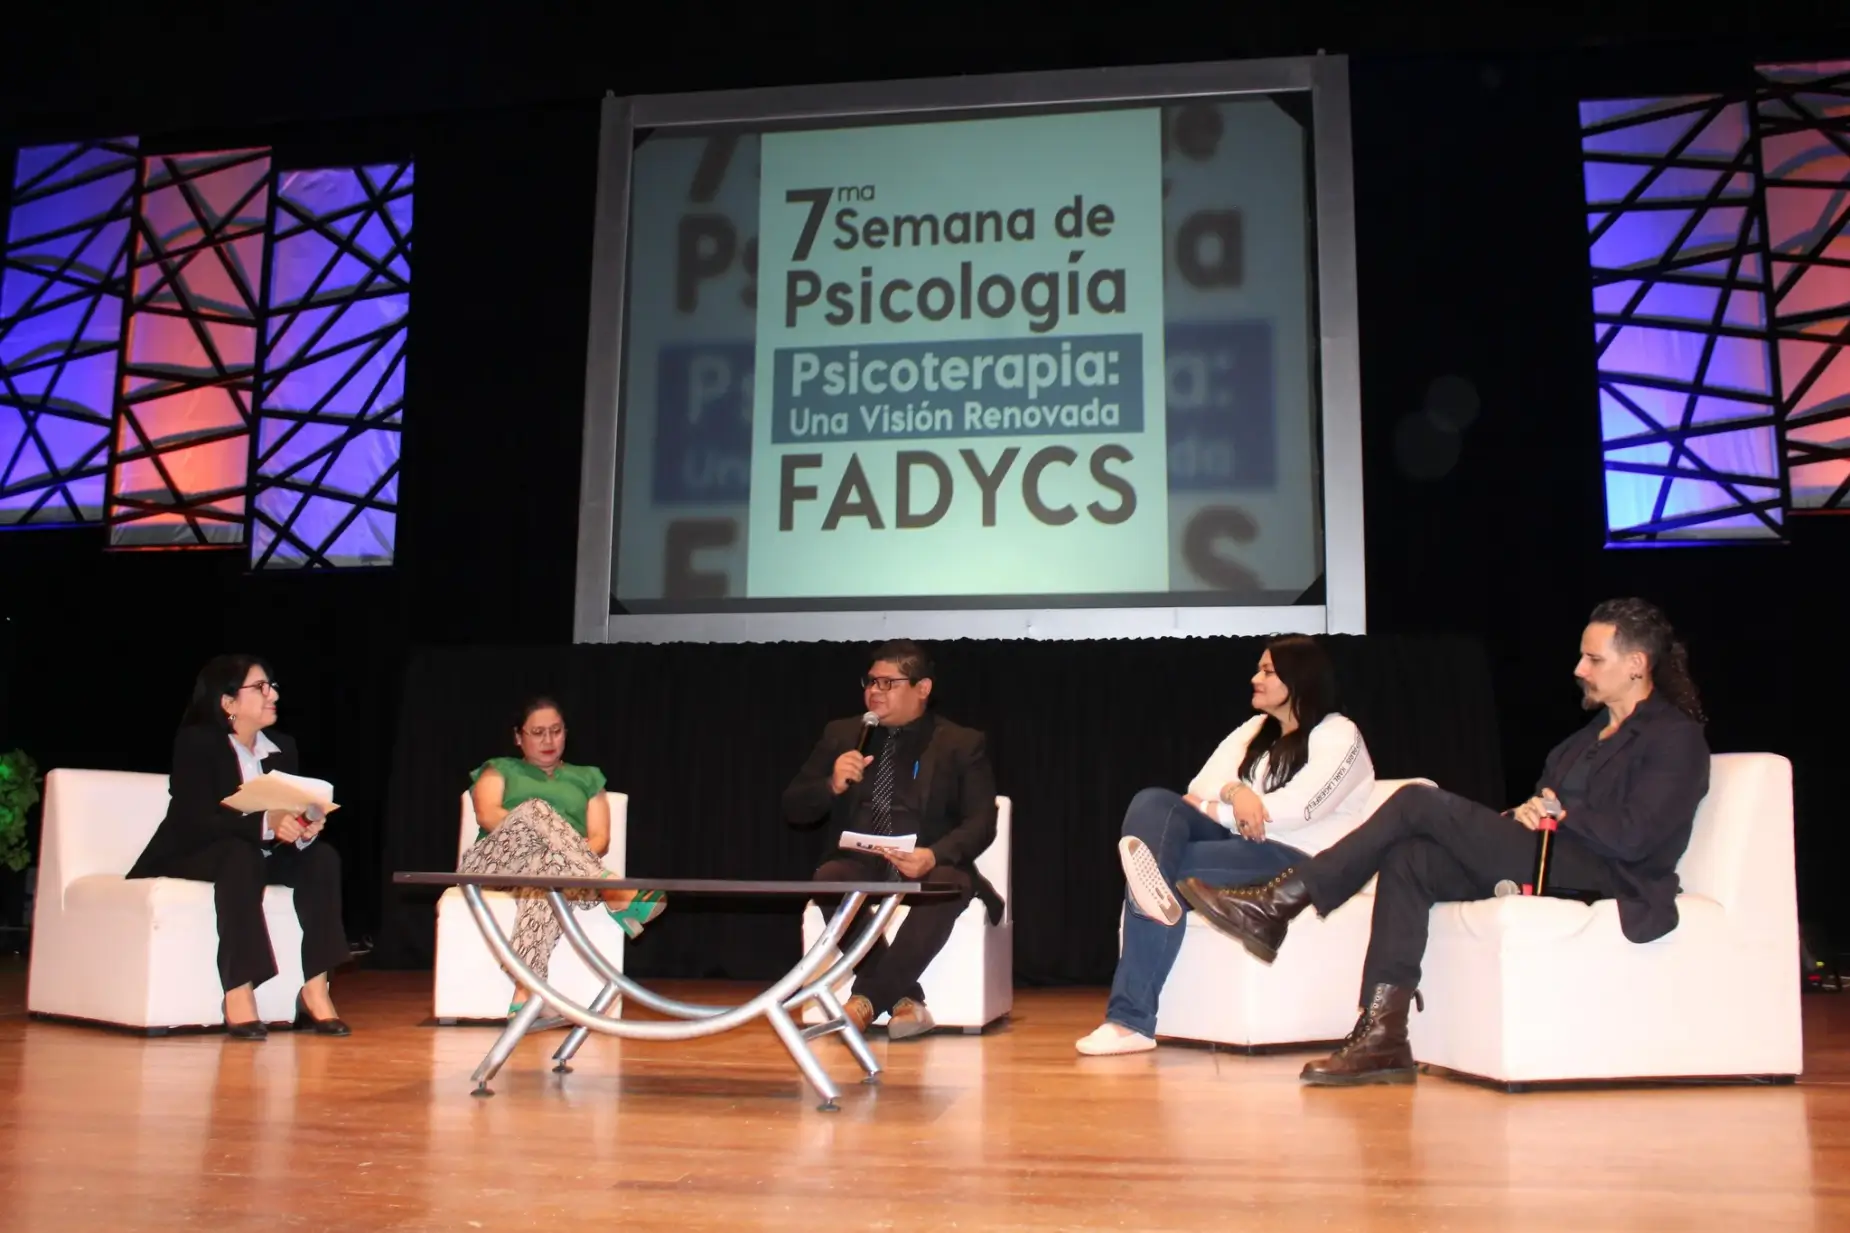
1, 964, 1844, 1231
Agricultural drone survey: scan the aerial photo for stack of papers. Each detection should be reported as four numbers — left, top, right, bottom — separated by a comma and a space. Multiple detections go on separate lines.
839, 831, 916, 854
222, 771, 339, 818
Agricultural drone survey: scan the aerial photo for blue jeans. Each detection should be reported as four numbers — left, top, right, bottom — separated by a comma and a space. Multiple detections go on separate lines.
1105, 787, 1305, 1036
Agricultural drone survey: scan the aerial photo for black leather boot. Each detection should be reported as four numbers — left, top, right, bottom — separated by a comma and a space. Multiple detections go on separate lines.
1300, 984, 1423, 1086
1175, 866, 1313, 962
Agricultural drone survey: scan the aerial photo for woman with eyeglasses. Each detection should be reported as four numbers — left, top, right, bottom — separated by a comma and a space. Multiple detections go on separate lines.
127, 654, 352, 1039
458, 697, 664, 1020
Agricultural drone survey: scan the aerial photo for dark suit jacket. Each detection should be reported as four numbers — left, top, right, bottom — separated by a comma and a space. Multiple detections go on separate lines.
783, 711, 1002, 920
127, 724, 300, 878
1535, 694, 1710, 943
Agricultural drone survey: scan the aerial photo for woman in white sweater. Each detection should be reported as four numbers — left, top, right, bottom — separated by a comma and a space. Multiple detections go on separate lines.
1076, 634, 1377, 1055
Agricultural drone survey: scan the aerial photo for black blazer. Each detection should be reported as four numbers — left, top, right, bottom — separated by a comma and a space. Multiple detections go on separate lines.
1535, 694, 1711, 943
127, 724, 300, 878
783, 711, 1002, 917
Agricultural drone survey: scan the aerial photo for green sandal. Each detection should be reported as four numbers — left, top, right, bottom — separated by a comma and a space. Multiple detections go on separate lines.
607, 889, 666, 938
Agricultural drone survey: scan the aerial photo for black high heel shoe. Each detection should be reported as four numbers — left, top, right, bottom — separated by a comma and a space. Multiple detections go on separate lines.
223, 997, 267, 1041
295, 991, 352, 1037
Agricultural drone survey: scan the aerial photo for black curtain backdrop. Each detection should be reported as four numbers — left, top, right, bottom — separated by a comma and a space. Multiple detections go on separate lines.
375, 635, 1501, 982
5, 22, 1850, 964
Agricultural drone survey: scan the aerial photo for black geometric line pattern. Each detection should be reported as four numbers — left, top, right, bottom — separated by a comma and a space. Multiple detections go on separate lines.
107, 148, 271, 547
250, 163, 412, 568
1581, 95, 1786, 542
0, 139, 139, 526
1755, 60, 1850, 512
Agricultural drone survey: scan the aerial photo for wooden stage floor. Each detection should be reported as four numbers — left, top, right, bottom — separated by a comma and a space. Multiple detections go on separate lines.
2, 964, 1847, 1232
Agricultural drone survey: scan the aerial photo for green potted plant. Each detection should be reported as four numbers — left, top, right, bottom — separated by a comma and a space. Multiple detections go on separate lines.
0, 750, 41, 946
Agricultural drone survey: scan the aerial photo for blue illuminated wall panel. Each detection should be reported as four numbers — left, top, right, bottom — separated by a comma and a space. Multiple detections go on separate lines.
250, 164, 411, 568
1581, 96, 1785, 543
0, 138, 412, 567
0, 140, 139, 525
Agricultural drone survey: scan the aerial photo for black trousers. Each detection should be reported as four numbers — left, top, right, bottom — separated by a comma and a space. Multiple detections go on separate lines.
137, 838, 349, 993
813, 851, 973, 1016
1300, 784, 1625, 1002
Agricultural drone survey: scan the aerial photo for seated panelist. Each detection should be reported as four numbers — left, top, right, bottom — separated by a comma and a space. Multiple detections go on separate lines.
461, 696, 664, 1020
127, 655, 350, 1039
1076, 634, 1377, 1055
1180, 598, 1711, 1086
783, 640, 1000, 1041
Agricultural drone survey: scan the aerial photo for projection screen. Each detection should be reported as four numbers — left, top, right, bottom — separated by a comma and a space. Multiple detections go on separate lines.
573, 56, 1364, 643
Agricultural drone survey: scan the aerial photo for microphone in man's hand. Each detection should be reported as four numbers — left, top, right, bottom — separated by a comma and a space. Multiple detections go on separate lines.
855, 711, 878, 753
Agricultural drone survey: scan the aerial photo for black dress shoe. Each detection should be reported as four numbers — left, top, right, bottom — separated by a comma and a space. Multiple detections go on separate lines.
223, 998, 268, 1040
295, 992, 352, 1037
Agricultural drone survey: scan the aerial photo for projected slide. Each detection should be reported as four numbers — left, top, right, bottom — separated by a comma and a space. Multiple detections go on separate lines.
614, 95, 1320, 611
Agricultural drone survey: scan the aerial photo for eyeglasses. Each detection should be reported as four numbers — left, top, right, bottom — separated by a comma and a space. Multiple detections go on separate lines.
238, 680, 280, 696
523, 725, 565, 740
861, 675, 915, 692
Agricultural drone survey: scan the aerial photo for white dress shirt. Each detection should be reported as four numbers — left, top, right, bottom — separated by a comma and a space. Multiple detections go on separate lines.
230, 730, 316, 851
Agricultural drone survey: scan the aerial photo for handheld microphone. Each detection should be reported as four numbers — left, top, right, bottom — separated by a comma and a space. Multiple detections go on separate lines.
1533, 815, 1558, 895
1493, 879, 1522, 898
855, 711, 878, 753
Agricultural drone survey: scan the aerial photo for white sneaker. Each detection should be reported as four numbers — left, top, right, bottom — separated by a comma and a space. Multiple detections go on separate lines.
1119, 836, 1182, 926
1076, 1023, 1158, 1055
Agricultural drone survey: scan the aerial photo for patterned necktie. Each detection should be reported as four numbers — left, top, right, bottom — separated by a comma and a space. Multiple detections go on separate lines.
870, 729, 899, 836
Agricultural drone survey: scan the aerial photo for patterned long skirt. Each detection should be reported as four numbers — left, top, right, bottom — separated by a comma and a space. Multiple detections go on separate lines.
457, 798, 609, 981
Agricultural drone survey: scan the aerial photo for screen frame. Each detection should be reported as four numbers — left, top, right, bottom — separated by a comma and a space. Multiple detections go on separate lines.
573, 54, 1365, 644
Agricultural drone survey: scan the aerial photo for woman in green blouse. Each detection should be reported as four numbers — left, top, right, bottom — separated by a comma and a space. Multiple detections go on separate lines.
459, 697, 663, 1014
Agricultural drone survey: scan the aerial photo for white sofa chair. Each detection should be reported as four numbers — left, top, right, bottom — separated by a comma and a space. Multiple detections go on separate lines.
1411, 752, 1802, 1086
28, 768, 308, 1031
431, 790, 630, 1023
800, 795, 1013, 1033
1150, 778, 1431, 1050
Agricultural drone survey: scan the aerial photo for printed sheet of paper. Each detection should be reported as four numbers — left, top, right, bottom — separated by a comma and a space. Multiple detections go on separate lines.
839, 831, 917, 855
222, 771, 339, 817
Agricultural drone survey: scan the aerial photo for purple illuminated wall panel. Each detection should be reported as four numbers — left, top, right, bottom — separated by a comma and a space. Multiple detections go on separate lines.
0, 140, 139, 525
108, 149, 271, 547
1581, 97, 1785, 543
1756, 61, 1850, 512
250, 164, 411, 568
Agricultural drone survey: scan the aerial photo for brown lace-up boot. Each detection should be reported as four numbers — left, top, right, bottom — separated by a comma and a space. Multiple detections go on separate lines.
1300, 984, 1423, 1086
1175, 867, 1312, 962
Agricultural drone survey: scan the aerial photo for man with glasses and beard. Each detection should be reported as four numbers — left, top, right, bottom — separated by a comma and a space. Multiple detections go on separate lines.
783, 640, 1000, 1041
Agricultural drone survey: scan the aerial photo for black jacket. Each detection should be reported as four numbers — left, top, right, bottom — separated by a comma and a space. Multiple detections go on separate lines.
1536, 694, 1710, 943
783, 711, 1002, 920
127, 724, 299, 878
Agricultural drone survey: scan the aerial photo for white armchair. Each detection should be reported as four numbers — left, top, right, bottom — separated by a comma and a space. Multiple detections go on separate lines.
28, 768, 307, 1031
800, 795, 1013, 1033
431, 790, 630, 1023
1150, 778, 1432, 1049
1411, 753, 1802, 1086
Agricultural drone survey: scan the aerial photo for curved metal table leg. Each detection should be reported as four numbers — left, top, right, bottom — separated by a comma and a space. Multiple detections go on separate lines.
811, 985, 881, 1083
471, 995, 549, 1097
549, 887, 898, 1083
782, 893, 907, 1080
552, 979, 621, 1073
458, 884, 871, 1109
